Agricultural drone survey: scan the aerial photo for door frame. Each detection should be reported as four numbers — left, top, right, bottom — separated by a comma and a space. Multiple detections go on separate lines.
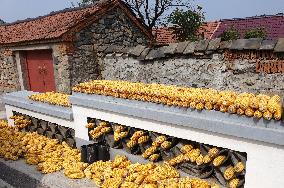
14, 46, 57, 92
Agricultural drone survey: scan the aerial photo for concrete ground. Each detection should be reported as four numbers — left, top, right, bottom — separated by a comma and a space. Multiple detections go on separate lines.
0, 159, 96, 188
0, 94, 6, 120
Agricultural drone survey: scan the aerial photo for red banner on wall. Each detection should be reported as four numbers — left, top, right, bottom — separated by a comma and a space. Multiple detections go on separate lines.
256, 60, 284, 73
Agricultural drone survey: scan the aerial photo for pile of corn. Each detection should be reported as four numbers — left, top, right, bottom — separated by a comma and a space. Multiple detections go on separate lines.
142, 135, 171, 162
0, 119, 87, 177
88, 121, 111, 139
9, 115, 31, 129
73, 80, 282, 121
29, 92, 71, 107
0, 120, 219, 187
84, 155, 219, 188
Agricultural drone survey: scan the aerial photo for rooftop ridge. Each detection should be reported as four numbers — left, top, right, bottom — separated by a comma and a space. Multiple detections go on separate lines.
0, 0, 109, 26
221, 13, 284, 22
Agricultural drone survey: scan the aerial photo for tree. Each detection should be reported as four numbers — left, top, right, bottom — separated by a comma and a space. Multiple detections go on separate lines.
244, 28, 266, 39
76, 0, 193, 29
219, 27, 240, 41
167, 6, 204, 41
0, 19, 5, 25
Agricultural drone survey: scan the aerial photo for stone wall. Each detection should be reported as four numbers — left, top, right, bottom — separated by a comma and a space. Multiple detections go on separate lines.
0, 49, 20, 94
52, 43, 74, 94
71, 7, 148, 87
98, 38, 284, 96
100, 53, 284, 96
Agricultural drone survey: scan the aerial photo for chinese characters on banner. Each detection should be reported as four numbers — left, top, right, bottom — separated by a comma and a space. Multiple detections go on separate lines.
256, 60, 284, 73
224, 50, 284, 74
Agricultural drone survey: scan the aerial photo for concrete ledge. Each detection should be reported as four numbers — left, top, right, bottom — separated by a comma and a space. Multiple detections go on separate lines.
0, 160, 48, 188
2, 91, 73, 121
70, 93, 284, 146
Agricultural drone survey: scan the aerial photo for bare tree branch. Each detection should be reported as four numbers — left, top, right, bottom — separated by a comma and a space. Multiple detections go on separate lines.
77, 0, 193, 29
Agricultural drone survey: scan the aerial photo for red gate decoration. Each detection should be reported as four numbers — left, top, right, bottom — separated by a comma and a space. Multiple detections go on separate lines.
224, 50, 284, 74
256, 60, 284, 74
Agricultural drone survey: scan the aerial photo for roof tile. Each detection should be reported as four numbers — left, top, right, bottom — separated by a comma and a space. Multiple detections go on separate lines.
0, 5, 102, 45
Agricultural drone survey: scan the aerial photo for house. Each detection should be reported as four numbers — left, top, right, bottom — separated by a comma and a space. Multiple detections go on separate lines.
154, 13, 284, 44
0, 0, 153, 94
212, 14, 284, 40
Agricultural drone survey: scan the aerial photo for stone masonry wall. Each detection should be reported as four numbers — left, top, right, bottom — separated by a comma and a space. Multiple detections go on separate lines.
101, 54, 284, 96
0, 49, 20, 94
52, 43, 75, 94
71, 7, 148, 87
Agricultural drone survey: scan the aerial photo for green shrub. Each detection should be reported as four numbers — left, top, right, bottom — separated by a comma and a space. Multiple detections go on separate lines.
244, 28, 267, 39
219, 27, 240, 41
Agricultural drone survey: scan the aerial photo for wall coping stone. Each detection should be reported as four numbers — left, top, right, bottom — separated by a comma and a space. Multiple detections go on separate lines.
230, 38, 263, 50
274, 38, 284, 52
219, 40, 232, 49
175, 41, 189, 54
129, 45, 146, 57
207, 38, 221, 51
161, 43, 178, 54
145, 48, 165, 60
183, 41, 196, 54
260, 40, 277, 50
1, 91, 73, 121
101, 38, 284, 61
70, 92, 284, 146
137, 47, 151, 60
195, 39, 209, 51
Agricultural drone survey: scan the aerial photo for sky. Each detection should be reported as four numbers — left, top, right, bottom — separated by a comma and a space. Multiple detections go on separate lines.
0, 0, 284, 23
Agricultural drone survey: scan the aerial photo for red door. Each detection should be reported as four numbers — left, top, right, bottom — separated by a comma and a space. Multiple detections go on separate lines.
26, 50, 56, 92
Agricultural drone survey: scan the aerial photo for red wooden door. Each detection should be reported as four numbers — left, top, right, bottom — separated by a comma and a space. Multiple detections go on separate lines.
26, 50, 56, 92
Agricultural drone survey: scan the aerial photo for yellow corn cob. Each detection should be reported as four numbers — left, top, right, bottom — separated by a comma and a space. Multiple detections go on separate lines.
213, 155, 226, 167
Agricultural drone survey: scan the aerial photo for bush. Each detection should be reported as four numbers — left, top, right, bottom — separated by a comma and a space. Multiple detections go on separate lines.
244, 28, 267, 39
219, 27, 240, 41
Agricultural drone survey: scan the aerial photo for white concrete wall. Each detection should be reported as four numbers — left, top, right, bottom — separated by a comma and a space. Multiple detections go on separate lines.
72, 104, 284, 188
5, 103, 284, 187
5, 105, 74, 129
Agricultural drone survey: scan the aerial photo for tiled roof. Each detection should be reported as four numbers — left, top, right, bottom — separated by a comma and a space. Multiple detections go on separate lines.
0, 0, 153, 46
212, 14, 284, 40
154, 14, 284, 44
153, 27, 178, 44
198, 21, 220, 39
153, 22, 220, 44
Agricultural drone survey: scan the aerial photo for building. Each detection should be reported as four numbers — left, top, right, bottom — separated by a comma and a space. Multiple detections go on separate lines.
212, 13, 284, 40
0, 0, 153, 94
155, 14, 284, 44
